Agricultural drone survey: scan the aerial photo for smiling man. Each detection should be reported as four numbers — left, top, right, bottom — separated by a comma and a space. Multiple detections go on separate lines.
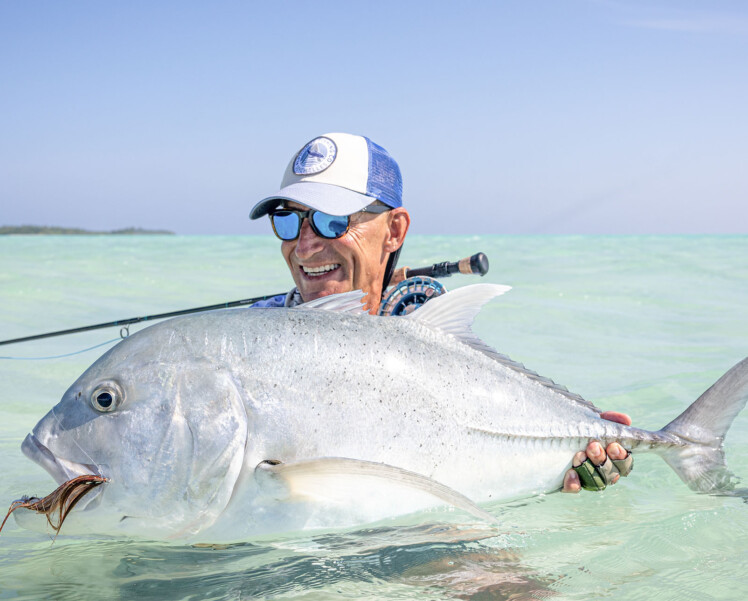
249, 132, 409, 309
249, 132, 633, 494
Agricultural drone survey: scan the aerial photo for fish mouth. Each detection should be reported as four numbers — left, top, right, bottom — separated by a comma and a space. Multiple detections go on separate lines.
21, 434, 105, 511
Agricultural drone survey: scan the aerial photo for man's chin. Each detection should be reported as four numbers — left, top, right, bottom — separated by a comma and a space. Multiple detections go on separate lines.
296, 278, 352, 303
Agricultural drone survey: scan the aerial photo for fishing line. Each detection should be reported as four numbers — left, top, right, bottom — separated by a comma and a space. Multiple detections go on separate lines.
0, 338, 120, 361
0, 253, 490, 351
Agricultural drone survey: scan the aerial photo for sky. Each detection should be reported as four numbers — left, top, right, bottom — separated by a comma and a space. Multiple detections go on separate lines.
1, 0, 747, 235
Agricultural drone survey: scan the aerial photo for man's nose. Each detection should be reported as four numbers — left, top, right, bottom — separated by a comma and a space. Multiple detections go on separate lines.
293, 218, 324, 259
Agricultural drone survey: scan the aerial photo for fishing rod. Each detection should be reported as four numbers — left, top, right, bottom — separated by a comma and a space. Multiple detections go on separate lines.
400, 251, 489, 280
0, 252, 489, 347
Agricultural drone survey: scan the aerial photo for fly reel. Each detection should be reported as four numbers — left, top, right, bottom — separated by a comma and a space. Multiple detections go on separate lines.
378, 276, 447, 316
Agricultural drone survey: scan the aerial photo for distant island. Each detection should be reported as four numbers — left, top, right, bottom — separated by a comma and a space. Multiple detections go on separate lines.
0, 225, 175, 235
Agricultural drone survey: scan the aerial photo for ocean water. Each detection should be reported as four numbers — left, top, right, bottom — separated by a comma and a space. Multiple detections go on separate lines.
0, 234, 746, 600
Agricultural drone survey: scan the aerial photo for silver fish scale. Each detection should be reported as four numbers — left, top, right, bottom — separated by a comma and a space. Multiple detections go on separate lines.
126, 306, 667, 502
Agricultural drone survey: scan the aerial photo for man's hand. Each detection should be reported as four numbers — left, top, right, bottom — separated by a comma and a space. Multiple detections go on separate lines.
389, 266, 409, 288
562, 411, 634, 493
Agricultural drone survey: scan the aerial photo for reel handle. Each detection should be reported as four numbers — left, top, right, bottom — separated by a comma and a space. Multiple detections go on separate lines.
405, 252, 489, 279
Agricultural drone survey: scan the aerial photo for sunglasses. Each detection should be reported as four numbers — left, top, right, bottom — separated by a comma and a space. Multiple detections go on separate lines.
269, 204, 391, 241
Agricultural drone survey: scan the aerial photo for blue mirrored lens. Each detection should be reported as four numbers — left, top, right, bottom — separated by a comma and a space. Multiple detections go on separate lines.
272, 211, 301, 240
312, 212, 349, 238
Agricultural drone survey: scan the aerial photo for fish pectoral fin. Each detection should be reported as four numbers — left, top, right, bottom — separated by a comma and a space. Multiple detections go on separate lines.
254, 457, 496, 523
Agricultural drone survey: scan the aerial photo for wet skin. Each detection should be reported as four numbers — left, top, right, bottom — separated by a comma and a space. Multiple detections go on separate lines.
276, 202, 631, 492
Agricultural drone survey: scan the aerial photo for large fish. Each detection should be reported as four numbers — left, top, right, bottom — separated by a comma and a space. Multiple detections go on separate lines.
12, 285, 748, 542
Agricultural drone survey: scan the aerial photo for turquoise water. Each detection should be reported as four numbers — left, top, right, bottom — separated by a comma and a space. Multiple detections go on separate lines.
0, 235, 746, 600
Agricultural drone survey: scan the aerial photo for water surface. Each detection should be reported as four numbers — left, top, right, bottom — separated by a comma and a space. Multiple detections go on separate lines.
1, 235, 746, 600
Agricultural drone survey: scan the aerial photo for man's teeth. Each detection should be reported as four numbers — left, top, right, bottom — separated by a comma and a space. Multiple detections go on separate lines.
302, 264, 340, 277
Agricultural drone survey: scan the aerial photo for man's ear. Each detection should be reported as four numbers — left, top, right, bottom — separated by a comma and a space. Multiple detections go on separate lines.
384, 208, 410, 253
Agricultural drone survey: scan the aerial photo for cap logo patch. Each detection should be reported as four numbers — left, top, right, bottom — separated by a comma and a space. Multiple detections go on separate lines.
293, 137, 337, 175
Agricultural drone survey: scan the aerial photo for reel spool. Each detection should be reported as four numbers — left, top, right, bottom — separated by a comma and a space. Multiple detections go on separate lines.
378, 276, 447, 316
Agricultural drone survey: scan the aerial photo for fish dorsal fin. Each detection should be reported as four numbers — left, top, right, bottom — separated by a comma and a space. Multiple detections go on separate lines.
255, 457, 496, 523
296, 291, 369, 314
408, 283, 599, 410
405, 283, 510, 341
405, 283, 519, 366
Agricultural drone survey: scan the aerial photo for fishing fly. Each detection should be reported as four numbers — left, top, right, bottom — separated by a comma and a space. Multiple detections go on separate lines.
0, 475, 108, 539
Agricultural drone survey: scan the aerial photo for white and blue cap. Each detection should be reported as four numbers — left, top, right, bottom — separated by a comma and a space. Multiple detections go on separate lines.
249, 132, 403, 219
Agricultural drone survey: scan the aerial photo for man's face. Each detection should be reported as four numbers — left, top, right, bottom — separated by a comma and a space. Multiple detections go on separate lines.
279, 201, 407, 304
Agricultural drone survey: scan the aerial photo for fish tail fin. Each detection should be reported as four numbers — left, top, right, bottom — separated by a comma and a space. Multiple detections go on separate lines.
658, 357, 748, 495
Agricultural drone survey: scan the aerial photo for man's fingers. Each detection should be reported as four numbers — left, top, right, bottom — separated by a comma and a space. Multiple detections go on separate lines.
389, 267, 409, 287
586, 440, 606, 464
595, 455, 619, 485
612, 450, 634, 477
606, 442, 627, 461
571, 440, 617, 491
605, 442, 634, 476
563, 468, 582, 493
573, 457, 608, 491
564, 453, 588, 493
572, 451, 587, 468
567, 435, 634, 493
600, 411, 632, 426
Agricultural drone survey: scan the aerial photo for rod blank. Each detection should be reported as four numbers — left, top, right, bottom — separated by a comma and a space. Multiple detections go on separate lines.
0, 252, 490, 346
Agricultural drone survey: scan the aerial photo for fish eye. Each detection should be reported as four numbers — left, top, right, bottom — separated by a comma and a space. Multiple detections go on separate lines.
91, 382, 123, 413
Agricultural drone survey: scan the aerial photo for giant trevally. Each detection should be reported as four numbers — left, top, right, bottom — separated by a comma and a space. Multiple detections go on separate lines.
8, 285, 748, 542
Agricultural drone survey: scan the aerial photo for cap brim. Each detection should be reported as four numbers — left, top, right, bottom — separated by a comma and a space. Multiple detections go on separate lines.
249, 182, 374, 220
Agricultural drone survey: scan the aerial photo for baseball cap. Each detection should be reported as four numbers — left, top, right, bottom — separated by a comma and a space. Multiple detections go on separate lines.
249, 132, 403, 219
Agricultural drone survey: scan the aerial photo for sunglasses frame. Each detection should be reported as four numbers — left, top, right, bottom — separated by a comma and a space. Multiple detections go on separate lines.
269, 204, 391, 241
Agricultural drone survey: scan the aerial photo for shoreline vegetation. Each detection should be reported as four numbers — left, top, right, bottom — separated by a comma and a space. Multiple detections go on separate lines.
0, 225, 175, 235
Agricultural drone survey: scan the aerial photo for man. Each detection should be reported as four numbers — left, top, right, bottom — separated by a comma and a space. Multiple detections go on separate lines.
249, 132, 633, 492
249, 132, 409, 310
